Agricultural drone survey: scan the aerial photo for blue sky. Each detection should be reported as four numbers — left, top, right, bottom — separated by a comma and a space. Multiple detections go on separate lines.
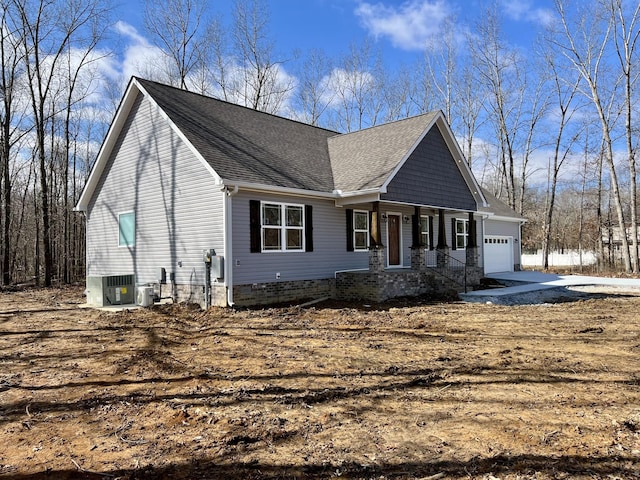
100, 0, 565, 186
109, 0, 557, 84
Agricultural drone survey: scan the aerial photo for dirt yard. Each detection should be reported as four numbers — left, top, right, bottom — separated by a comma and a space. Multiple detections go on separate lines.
0, 286, 639, 480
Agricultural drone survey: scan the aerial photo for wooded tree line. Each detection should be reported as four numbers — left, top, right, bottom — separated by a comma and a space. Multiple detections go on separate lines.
1, 0, 639, 287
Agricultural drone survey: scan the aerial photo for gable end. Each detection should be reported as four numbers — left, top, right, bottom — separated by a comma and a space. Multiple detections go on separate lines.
381, 125, 477, 211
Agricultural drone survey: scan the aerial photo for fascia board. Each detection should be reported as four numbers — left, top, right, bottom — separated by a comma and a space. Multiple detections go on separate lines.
75, 79, 140, 212
221, 179, 339, 200
486, 214, 528, 223
135, 80, 222, 185
379, 115, 436, 194
74, 77, 222, 212
379, 111, 488, 208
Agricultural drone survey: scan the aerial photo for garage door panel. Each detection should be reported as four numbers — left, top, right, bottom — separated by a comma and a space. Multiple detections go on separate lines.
484, 236, 513, 273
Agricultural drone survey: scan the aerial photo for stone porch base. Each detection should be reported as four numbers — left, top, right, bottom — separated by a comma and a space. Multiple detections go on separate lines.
223, 267, 482, 307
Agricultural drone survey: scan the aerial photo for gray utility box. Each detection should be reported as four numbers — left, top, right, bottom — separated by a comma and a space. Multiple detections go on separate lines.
211, 255, 224, 279
86, 274, 135, 306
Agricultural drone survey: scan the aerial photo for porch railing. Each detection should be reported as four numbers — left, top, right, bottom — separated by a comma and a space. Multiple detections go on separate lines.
424, 249, 468, 293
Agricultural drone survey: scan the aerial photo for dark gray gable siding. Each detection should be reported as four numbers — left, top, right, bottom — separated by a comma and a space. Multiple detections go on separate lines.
381, 126, 477, 211
136, 78, 336, 192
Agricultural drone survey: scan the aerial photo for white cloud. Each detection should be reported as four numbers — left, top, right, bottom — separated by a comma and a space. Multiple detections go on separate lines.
354, 0, 453, 51
500, 0, 555, 28
320, 67, 377, 107
112, 21, 168, 83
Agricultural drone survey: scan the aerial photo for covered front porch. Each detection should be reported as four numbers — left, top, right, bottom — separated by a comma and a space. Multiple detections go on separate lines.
336, 203, 484, 302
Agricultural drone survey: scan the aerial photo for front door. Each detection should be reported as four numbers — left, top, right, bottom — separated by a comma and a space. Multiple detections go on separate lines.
388, 214, 401, 266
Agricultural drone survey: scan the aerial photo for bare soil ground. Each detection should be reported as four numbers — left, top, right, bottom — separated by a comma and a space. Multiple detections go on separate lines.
0, 286, 639, 480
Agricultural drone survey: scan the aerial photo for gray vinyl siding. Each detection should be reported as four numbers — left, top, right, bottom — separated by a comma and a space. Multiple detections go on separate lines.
232, 191, 371, 284
485, 219, 519, 237
86, 93, 224, 287
485, 218, 521, 265
231, 196, 469, 283
382, 126, 477, 211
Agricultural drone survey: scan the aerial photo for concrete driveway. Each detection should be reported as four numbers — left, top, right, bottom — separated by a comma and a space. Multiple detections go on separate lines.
460, 270, 640, 304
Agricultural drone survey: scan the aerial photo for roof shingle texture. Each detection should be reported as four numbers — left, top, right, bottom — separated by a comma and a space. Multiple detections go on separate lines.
328, 113, 437, 192
137, 79, 444, 195
479, 188, 526, 220
137, 78, 337, 191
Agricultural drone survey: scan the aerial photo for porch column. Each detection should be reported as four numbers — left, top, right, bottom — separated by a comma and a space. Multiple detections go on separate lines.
370, 201, 382, 248
411, 206, 426, 270
368, 201, 385, 272
369, 246, 386, 272
466, 212, 478, 267
437, 209, 449, 268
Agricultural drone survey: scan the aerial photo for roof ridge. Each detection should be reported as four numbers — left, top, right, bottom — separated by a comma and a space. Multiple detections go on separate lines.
134, 77, 339, 135
330, 111, 440, 139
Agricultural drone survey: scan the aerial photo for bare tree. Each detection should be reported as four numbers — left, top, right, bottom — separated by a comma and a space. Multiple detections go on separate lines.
143, 0, 210, 90
425, 16, 461, 124
232, 0, 294, 113
609, 0, 640, 271
12, 0, 109, 286
60, 38, 108, 283
330, 40, 385, 132
290, 48, 334, 126
383, 64, 418, 122
540, 42, 582, 269
554, 0, 632, 272
469, 7, 524, 209
0, 1, 28, 285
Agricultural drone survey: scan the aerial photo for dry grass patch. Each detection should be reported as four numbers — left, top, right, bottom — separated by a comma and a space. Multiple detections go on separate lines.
0, 287, 639, 479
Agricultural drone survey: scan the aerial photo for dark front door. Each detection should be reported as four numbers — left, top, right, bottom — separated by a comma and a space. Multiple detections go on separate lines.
388, 214, 400, 266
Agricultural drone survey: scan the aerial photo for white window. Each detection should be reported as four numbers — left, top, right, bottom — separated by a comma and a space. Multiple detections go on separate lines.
261, 202, 304, 252
420, 215, 430, 247
118, 212, 135, 247
455, 218, 469, 249
353, 210, 369, 251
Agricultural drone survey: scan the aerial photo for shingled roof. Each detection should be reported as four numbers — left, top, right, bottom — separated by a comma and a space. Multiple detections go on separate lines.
77, 77, 491, 212
137, 78, 443, 195
137, 78, 337, 192
479, 188, 526, 221
328, 113, 438, 192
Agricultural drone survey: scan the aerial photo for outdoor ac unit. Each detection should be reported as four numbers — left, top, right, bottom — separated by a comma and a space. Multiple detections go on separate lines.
136, 286, 154, 307
86, 274, 135, 307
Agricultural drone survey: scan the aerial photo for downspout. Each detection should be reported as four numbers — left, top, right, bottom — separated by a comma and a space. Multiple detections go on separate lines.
481, 216, 486, 272
222, 185, 239, 306
518, 219, 525, 271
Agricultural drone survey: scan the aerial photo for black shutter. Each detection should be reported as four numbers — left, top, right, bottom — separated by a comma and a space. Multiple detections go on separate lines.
305, 205, 313, 252
346, 209, 354, 251
428, 216, 434, 250
250, 200, 261, 253
451, 217, 457, 250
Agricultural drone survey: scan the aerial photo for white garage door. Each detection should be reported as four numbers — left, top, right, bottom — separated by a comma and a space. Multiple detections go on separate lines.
484, 236, 514, 273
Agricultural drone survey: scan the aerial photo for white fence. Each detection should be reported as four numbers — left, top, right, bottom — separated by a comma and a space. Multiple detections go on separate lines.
521, 250, 597, 267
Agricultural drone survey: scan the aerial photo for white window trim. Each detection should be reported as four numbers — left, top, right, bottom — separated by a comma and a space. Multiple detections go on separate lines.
353, 209, 369, 252
118, 211, 135, 247
420, 215, 430, 249
260, 201, 305, 253
455, 218, 469, 249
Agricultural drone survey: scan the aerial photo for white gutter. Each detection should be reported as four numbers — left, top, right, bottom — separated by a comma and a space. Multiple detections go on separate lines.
220, 179, 384, 202
222, 179, 338, 199
334, 187, 382, 198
